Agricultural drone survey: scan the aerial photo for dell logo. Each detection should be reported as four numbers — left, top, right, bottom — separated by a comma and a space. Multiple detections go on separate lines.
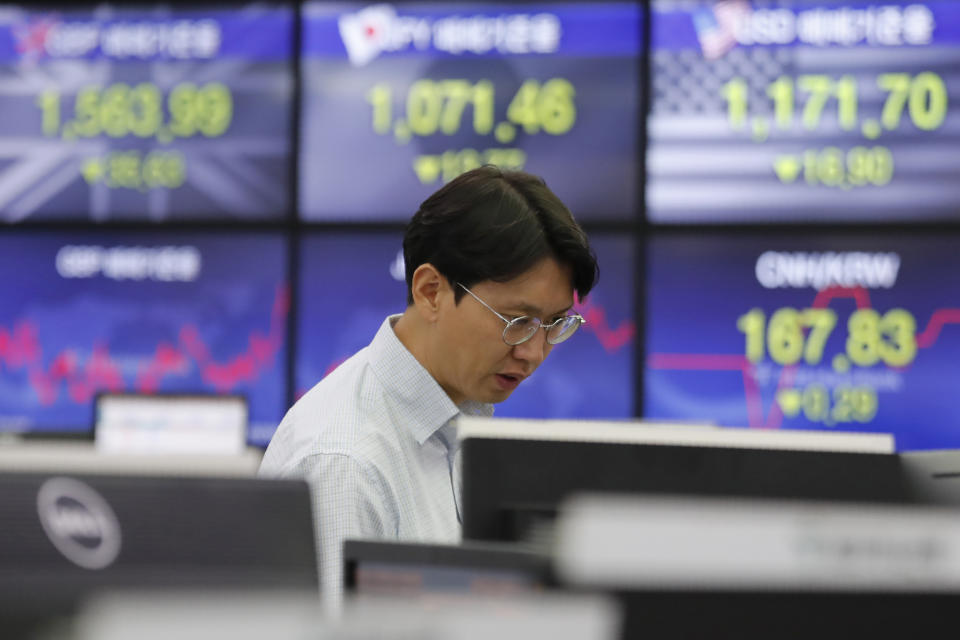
37, 478, 122, 570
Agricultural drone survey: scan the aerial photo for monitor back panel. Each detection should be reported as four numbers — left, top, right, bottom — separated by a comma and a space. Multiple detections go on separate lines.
0, 472, 318, 611
462, 438, 911, 542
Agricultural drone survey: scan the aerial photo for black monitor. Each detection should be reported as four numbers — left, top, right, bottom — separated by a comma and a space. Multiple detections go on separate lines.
554, 493, 960, 640
0, 472, 317, 637
900, 450, 960, 505
343, 539, 552, 597
459, 417, 913, 543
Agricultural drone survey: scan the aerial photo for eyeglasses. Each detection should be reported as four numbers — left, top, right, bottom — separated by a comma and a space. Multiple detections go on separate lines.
457, 283, 585, 346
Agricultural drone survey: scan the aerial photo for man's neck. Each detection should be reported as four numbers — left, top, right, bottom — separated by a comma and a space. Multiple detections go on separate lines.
393, 310, 464, 406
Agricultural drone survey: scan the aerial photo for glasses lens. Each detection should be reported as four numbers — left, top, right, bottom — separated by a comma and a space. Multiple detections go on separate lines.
503, 317, 540, 345
546, 316, 582, 344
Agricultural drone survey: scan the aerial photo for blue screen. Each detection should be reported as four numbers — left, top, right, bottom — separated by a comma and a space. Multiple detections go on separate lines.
644, 232, 960, 451
0, 4, 293, 221
297, 232, 635, 419
648, 0, 960, 223
0, 231, 288, 444
298, 2, 641, 221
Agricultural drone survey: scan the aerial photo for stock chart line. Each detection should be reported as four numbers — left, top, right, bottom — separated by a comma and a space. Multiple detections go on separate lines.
647, 286, 960, 429
575, 299, 636, 353
0, 285, 289, 405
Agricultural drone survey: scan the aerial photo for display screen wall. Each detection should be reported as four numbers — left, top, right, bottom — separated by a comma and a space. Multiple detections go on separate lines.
3, 0, 959, 452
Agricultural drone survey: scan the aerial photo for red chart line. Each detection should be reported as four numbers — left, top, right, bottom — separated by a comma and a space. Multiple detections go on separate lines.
646, 354, 748, 370
647, 286, 960, 429
917, 309, 960, 349
574, 299, 636, 353
0, 285, 289, 406
812, 286, 872, 310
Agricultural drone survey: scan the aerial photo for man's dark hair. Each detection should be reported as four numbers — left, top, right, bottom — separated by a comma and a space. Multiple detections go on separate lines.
403, 165, 598, 305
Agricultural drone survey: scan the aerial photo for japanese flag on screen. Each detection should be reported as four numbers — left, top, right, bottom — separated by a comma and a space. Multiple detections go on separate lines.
338, 4, 395, 67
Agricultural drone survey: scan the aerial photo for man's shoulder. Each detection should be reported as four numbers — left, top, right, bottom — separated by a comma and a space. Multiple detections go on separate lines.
259, 345, 395, 476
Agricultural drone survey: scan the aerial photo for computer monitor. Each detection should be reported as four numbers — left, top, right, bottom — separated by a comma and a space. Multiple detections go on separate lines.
554, 493, 960, 639
94, 392, 248, 456
900, 449, 960, 505
0, 472, 317, 635
458, 416, 910, 543
343, 539, 552, 597
72, 590, 620, 640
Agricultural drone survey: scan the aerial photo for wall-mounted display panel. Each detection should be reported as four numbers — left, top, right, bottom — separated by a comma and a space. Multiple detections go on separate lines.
299, 2, 641, 221
0, 3, 293, 221
648, 0, 960, 223
0, 231, 288, 445
644, 232, 960, 451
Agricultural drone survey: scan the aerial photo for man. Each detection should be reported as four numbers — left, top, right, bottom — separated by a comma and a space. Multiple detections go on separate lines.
258, 165, 597, 604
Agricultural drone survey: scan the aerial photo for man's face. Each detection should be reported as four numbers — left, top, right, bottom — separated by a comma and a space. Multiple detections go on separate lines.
433, 257, 575, 406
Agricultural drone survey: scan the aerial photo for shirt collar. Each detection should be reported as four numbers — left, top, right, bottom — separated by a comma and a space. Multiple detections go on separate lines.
368, 315, 494, 445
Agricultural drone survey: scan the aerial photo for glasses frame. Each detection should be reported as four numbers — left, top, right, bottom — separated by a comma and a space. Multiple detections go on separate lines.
456, 282, 585, 346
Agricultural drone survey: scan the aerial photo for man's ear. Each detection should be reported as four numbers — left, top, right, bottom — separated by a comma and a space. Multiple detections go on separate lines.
410, 263, 447, 322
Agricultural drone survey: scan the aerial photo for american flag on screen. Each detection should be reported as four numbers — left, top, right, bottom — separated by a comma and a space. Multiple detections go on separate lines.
693, 0, 752, 59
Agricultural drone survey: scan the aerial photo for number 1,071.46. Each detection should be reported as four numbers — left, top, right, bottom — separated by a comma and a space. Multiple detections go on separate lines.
365, 78, 577, 139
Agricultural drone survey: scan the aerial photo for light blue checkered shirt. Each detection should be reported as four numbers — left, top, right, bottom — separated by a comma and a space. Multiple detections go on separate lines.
258, 315, 493, 605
